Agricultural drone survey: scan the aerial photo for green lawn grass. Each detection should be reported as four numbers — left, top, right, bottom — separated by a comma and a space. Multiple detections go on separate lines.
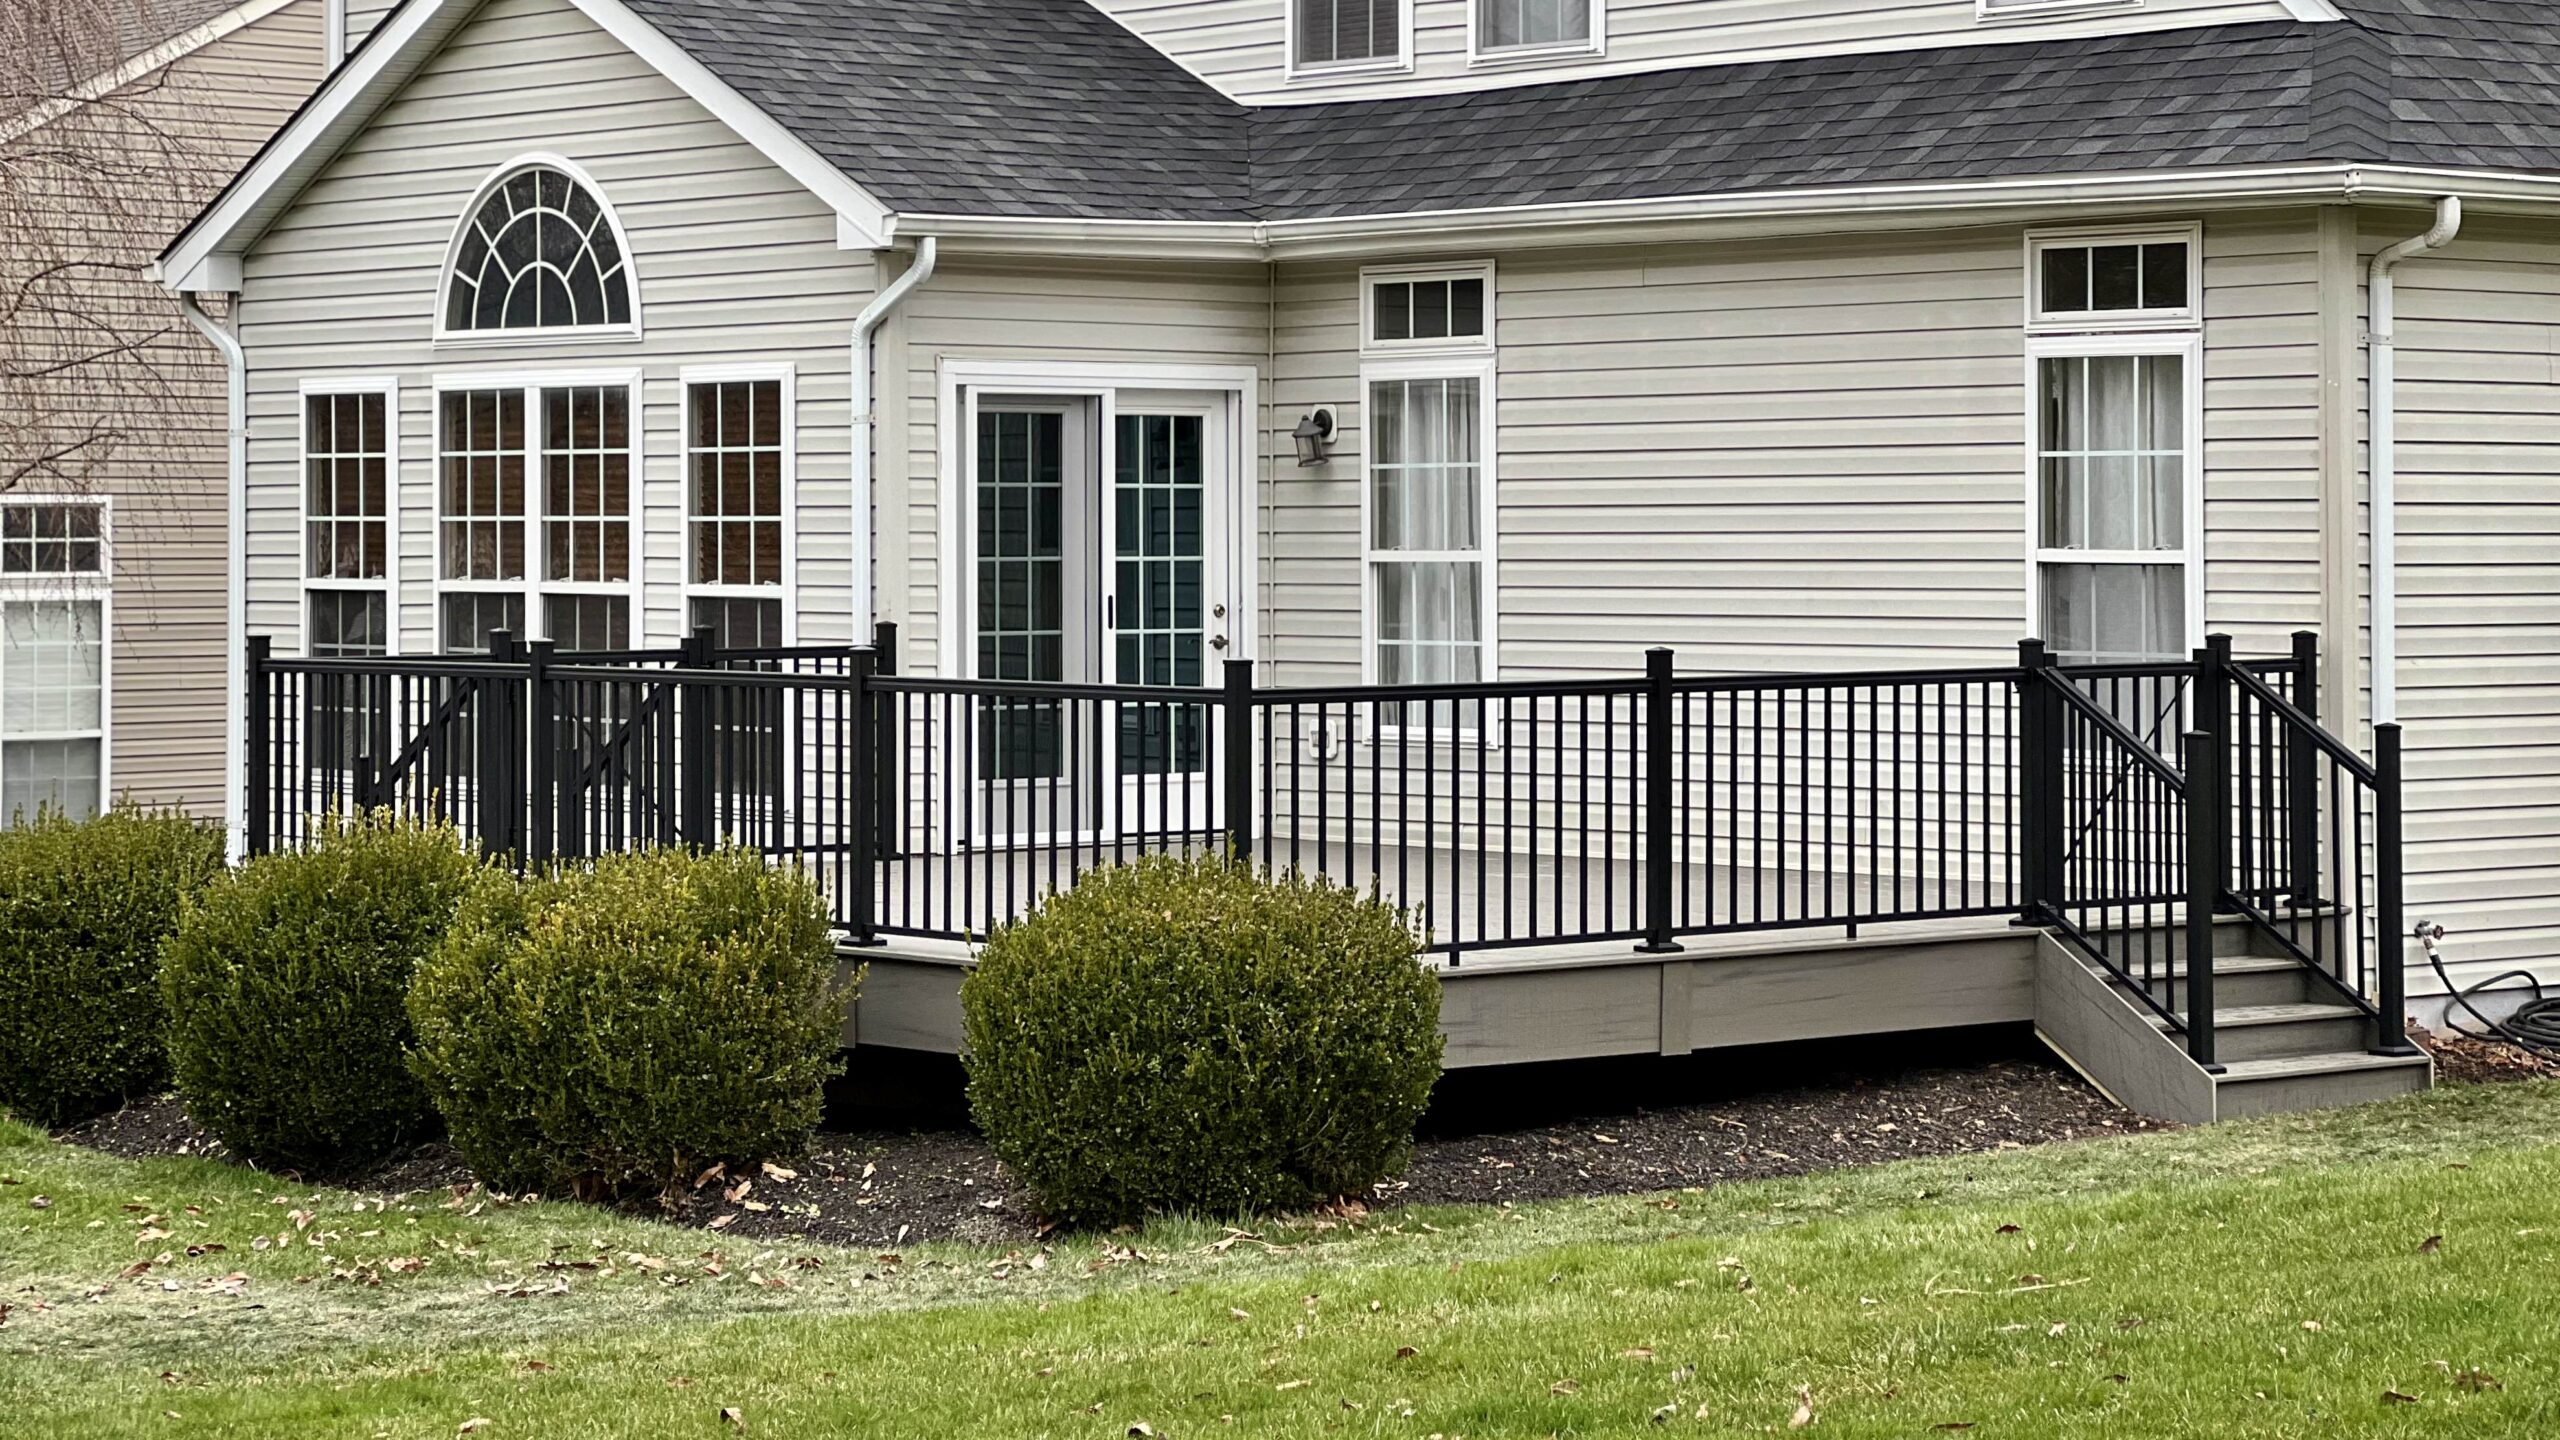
5, 1081, 2558, 1437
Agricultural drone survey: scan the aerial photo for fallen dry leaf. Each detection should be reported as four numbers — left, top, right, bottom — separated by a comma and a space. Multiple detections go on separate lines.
1789, 1384, 1816, 1430
1549, 1379, 1580, 1396
2382, 1389, 2418, 1405
457, 1420, 492, 1435
2418, 1235, 2444, 1255
1394, 1346, 1418, 1360
721, 1406, 746, 1430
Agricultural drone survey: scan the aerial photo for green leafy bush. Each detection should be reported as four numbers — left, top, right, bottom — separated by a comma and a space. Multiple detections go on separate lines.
0, 809, 223, 1124
161, 814, 482, 1173
961, 854, 1442, 1227
407, 848, 845, 1196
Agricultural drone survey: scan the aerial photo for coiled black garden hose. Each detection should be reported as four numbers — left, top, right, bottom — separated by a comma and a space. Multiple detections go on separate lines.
2428, 942, 2560, 1061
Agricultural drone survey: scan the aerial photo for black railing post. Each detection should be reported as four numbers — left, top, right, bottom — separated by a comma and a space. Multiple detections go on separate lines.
479, 630, 520, 862
2183, 726, 2224, 1073
525, 639, 556, 865
873, 621, 901, 860
2287, 630, 2321, 906
2373, 723, 2418, 1055
2197, 634, 2238, 912
1222, 657, 1255, 863
845, 643, 880, 946
1638, 647, 1683, 953
243, 635, 270, 857
2017, 639, 2064, 924
679, 627, 714, 850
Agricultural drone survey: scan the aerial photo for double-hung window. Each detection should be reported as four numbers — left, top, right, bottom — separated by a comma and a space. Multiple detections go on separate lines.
0, 498, 108, 821
1293, 0, 1406, 73
1473, 0, 1598, 59
435, 377, 636, 654
2026, 229, 2201, 671
1363, 264, 1496, 713
302, 384, 395, 658
684, 372, 791, 650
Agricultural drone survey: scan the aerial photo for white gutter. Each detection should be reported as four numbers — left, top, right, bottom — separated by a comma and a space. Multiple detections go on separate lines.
2368, 196, 2463, 731
179, 295, 249, 862
850, 237, 936, 643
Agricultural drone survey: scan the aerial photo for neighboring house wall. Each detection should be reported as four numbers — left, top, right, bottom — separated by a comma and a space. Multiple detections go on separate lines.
2381, 211, 2560, 997
1088, 0, 2308, 103
2, 0, 324, 818
233, 0, 873, 656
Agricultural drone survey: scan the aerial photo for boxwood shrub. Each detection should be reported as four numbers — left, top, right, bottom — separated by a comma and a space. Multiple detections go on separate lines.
407, 848, 845, 1197
960, 854, 1442, 1227
0, 809, 223, 1124
160, 814, 482, 1173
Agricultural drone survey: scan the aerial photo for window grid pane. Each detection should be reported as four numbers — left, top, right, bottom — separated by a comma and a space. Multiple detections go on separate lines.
1481, 0, 1588, 48
439, 389, 526, 582
2037, 353, 2184, 553
687, 380, 786, 589
0, 598, 104, 822
1366, 375, 1487, 707
1, 501, 105, 577
305, 392, 387, 582
445, 165, 631, 333
1298, 0, 1394, 65
2039, 241, 2189, 315
543, 386, 632, 586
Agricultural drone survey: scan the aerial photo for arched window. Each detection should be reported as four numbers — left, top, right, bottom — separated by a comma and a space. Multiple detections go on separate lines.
442, 161, 634, 335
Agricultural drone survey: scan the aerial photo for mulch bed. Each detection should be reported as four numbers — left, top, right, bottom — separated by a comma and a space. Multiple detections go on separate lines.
58, 1053, 2165, 1249
2411, 1023, 2560, 1086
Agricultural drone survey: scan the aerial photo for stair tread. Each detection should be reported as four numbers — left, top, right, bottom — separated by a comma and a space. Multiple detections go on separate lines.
2145, 1002, 2365, 1031
2215, 1051, 2432, 1081
2105, 955, 2302, 982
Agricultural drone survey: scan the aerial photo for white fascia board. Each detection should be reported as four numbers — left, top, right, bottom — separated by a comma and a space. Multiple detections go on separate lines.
2278, 0, 2347, 19
158, 0, 891, 294
901, 163, 2560, 262
0, 0, 301, 144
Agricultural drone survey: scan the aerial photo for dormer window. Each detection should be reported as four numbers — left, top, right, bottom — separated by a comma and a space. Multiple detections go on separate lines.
1292, 0, 1406, 74
440, 158, 637, 340
1474, 0, 1600, 58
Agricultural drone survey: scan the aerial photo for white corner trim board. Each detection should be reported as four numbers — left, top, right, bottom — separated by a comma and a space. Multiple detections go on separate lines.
154, 0, 893, 294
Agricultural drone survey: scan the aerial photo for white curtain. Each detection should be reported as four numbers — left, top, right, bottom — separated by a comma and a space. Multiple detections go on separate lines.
1371, 377, 1485, 689
1482, 0, 1589, 48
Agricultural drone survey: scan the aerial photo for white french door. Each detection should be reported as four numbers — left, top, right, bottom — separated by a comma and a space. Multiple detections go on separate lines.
960, 387, 1237, 846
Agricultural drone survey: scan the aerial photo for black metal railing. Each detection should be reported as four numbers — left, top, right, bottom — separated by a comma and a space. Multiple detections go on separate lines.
244, 627, 2408, 1056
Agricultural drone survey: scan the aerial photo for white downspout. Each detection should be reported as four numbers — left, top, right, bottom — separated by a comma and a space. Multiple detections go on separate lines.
850, 237, 936, 645
2367, 196, 2462, 731
180, 294, 248, 862
324, 0, 347, 68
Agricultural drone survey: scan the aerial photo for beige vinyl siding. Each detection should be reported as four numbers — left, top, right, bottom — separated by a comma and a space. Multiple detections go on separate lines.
1090, 0, 2305, 104
888, 256, 1272, 676
2377, 212, 2560, 988
235, 0, 872, 659
1260, 212, 2323, 687
344, 0, 401, 53
1, 0, 323, 815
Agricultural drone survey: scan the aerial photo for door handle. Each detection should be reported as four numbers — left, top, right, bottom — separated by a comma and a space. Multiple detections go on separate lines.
1210, 634, 1229, 652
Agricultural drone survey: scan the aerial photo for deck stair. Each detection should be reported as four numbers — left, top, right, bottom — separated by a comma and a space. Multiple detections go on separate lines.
2034, 924, 2430, 1124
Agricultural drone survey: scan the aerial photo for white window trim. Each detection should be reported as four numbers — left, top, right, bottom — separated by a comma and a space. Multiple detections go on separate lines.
432, 153, 645, 350
1357, 350, 1501, 701
429, 367, 645, 653
2025, 222, 2202, 334
679, 363, 798, 648
297, 377, 401, 658
0, 494, 113, 816
1284, 0, 1414, 82
2021, 327, 2206, 662
1360, 259, 1498, 356
1977, 0, 2141, 22
1465, 0, 1605, 66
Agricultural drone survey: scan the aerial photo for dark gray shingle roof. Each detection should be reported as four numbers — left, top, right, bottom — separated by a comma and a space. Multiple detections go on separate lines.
617, 0, 2560, 223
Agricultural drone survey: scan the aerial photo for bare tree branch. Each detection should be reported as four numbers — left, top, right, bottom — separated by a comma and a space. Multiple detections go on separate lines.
0, 0, 231, 501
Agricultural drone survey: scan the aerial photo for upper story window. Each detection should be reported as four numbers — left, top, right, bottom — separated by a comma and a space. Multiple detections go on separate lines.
1293, 0, 1406, 73
2030, 233, 2194, 328
1366, 265, 1492, 350
440, 159, 636, 340
1473, 0, 1600, 59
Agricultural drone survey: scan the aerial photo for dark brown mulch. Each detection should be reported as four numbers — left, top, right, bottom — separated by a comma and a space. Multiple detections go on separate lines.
2412, 1023, 2560, 1086
56, 1054, 2160, 1249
